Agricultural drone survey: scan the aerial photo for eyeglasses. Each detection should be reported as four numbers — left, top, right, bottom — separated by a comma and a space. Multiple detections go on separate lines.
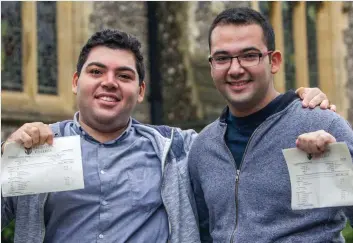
208, 51, 273, 70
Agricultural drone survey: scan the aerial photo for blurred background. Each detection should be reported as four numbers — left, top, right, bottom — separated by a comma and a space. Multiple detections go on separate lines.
2, 1, 353, 242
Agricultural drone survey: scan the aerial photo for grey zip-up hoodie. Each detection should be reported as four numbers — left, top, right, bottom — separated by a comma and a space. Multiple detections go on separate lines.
189, 97, 353, 243
1, 119, 201, 243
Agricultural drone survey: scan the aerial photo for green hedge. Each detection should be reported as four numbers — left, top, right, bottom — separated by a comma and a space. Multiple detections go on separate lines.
1, 221, 14, 243
343, 222, 353, 243
2, 221, 353, 242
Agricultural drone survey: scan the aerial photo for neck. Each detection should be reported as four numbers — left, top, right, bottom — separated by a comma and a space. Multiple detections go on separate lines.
79, 118, 129, 143
229, 90, 280, 117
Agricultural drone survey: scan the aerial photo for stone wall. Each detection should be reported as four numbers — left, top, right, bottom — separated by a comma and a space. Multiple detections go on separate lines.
344, 2, 353, 125
155, 2, 199, 126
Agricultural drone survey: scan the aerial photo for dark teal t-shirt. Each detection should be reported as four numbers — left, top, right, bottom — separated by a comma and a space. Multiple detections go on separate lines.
225, 92, 297, 169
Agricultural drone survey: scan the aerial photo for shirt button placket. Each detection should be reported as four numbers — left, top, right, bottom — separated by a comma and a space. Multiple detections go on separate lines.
98, 144, 107, 241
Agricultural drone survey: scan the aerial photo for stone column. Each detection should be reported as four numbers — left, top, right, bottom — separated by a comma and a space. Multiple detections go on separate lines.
344, 2, 353, 125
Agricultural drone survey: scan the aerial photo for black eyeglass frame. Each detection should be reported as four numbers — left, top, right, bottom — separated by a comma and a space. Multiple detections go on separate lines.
208, 51, 274, 69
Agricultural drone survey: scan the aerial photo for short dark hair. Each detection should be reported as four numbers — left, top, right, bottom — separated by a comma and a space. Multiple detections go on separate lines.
208, 7, 275, 52
76, 29, 145, 85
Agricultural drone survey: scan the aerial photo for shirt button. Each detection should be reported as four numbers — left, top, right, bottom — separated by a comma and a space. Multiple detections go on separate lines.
100, 170, 105, 174
102, 200, 108, 206
98, 234, 104, 239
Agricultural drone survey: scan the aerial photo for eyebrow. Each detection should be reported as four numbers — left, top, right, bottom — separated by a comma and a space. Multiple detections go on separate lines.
212, 50, 230, 56
86, 62, 136, 74
86, 62, 107, 69
240, 47, 261, 53
212, 47, 262, 56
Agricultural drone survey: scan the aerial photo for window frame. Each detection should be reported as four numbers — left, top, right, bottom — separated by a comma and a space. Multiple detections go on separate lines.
2, 2, 77, 122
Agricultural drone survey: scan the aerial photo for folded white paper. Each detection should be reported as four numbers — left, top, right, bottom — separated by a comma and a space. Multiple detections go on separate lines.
1, 136, 84, 197
283, 142, 353, 210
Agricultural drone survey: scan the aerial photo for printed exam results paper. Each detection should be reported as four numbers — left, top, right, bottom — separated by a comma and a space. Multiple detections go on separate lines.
1, 136, 84, 197
283, 142, 353, 210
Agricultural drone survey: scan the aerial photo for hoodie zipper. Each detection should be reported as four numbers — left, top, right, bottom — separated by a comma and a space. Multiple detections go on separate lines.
229, 125, 261, 243
223, 96, 293, 242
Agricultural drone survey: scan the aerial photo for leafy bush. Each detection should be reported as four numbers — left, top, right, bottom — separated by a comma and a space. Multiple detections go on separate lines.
2, 220, 353, 242
1, 221, 14, 243
343, 222, 353, 243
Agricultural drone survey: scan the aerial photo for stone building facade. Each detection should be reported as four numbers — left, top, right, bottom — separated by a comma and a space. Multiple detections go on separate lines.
2, 1, 353, 140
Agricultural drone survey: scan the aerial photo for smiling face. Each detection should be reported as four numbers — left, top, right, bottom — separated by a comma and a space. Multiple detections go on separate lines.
72, 46, 145, 133
210, 23, 281, 117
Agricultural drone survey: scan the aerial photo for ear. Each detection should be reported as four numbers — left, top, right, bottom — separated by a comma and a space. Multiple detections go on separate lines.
137, 81, 146, 103
209, 61, 216, 82
72, 72, 79, 95
270, 50, 282, 74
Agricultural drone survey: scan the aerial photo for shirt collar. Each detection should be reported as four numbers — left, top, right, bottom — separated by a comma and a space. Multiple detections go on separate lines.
72, 111, 132, 144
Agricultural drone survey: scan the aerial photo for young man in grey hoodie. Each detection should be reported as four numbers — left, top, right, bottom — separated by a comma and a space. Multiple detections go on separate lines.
188, 7, 353, 243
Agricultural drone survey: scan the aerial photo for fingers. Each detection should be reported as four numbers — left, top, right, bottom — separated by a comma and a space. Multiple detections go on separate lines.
299, 87, 320, 108
298, 87, 337, 112
6, 122, 54, 150
308, 93, 327, 109
316, 133, 336, 152
295, 87, 306, 99
24, 125, 40, 146
296, 130, 336, 156
319, 100, 330, 110
295, 87, 308, 107
298, 87, 331, 109
320, 100, 337, 113
329, 104, 337, 112
37, 126, 54, 145
20, 130, 35, 148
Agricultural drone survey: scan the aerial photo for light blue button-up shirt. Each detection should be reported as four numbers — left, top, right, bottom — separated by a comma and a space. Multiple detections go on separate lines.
43, 113, 169, 243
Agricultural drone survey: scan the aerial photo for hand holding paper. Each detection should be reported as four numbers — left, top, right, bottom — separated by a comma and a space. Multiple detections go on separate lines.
1, 136, 84, 197
283, 142, 353, 210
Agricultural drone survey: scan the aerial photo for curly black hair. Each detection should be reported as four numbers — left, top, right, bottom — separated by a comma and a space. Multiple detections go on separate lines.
76, 29, 145, 85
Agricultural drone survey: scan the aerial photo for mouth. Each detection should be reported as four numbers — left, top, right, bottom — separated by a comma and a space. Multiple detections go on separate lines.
95, 94, 121, 103
226, 80, 252, 90
227, 80, 251, 86
98, 96, 118, 102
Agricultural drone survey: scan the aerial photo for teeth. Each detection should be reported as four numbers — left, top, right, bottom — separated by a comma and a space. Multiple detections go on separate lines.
230, 81, 248, 86
100, 96, 116, 102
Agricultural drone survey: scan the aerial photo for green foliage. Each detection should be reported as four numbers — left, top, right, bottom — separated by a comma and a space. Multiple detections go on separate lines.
1, 221, 14, 243
2, 220, 353, 242
343, 222, 353, 243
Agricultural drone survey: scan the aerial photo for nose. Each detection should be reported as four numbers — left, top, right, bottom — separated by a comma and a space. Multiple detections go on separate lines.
101, 72, 118, 90
228, 57, 245, 76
